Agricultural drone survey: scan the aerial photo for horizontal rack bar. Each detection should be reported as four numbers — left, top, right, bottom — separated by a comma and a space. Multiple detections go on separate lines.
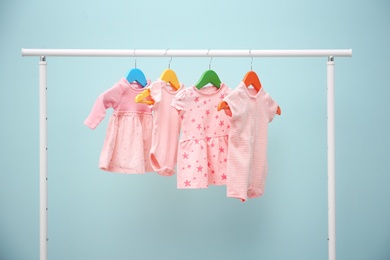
21, 49, 352, 58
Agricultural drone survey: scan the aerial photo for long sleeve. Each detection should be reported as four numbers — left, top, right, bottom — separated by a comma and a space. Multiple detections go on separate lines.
84, 81, 124, 129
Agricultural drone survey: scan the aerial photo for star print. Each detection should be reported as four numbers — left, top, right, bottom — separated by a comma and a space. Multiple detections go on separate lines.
184, 180, 191, 187
203, 100, 207, 105
191, 118, 196, 123
206, 137, 211, 142
215, 115, 219, 119
208, 162, 211, 168
187, 164, 192, 169
219, 94, 225, 100
181, 115, 185, 120
221, 174, 227, 180
204, 173, 207, 177
205, 110, 210, 116
194, 96, 200, 103
219, 147, 225, 153
195, 139, 199, 145
197, 165, 203, 172
182, 152, 189, 159
197, 124, 202, 130
211, 143, 215, 148
227, 124, 230, 129
219, 120, 224, 126
211, 170, 215, 174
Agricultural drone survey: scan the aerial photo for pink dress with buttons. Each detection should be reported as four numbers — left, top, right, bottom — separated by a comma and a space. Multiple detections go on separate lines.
171, 84, 231, 189
84, 78, 153, 174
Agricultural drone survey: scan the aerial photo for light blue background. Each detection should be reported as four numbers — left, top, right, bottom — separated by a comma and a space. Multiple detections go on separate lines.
1, 0, 389, 259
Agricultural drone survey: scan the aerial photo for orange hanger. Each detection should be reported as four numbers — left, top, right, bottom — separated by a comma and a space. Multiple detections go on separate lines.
217, 100, 228, 111
243, 70, 262, 91
218, 71, 282, 115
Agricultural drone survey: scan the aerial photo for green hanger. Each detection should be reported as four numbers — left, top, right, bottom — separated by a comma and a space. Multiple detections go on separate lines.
195, 70, 221, 89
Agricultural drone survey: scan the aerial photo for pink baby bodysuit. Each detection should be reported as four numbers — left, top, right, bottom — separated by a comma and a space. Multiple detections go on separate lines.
84, 78, 153, 174
222, 82, 278, 201
171, 84, 231, 189
148, 79, 185, 176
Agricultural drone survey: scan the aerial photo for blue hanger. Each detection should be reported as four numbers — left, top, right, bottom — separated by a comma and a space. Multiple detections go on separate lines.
125, 68, 147, 87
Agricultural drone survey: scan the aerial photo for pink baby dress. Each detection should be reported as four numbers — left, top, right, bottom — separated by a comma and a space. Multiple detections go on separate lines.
148, 79, 185, 176
171, 83, 231, 189
222, 82, 279, 201
84, 78, 153, 174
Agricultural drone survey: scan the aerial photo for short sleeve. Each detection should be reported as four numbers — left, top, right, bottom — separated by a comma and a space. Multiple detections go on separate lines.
267, 94, 279, 122
171, 88, 188, 113
222, 87, 243, 119
149, 81, 162, 104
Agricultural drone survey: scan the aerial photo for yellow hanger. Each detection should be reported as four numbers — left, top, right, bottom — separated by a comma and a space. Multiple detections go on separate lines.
160, 69, 180, 90
135, 68, 181, 105
134, 88, 154, 105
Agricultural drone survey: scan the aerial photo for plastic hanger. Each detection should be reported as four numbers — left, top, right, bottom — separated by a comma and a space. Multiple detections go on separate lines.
134, 88, 154, 105
125, 68, 147, 87
135, 55, 181, 105
243, 70, 261, 91
195, 70, 221, 89
160, 68, 180, 90
135, 69, 180, 105
195, 54, 221, 89
217, 70, 282, 115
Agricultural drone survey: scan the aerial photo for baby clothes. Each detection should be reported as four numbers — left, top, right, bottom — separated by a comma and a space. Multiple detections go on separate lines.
222, 82, 278, 201
84, 78, 153, 174
171, 84, 231, 189
148, 79, 185, 176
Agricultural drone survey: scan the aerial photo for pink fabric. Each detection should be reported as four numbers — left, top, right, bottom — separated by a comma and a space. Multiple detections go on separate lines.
171, 84, 231, 189
148, 79, 184, 176
223, 82, 278, 201
84, 78, 153, 174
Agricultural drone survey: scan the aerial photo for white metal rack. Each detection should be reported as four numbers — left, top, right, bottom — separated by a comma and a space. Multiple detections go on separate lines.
21, 48, 352, 260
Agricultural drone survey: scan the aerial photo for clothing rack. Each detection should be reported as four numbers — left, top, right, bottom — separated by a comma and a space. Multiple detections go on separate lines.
21, 48, 353, 260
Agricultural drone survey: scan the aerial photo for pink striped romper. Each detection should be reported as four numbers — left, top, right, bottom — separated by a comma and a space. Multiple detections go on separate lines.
222, 82, 279, 201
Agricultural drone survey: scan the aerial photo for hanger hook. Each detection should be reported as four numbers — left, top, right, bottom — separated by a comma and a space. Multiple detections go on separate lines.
207, 49, 212, 70
169, 57, 173, 69
164, 49, 172, 69
249, 49, 253, 71
133, 48, 137, 68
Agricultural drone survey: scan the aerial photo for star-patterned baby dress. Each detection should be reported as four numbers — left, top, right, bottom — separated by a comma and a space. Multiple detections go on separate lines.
171, 83, 231, 188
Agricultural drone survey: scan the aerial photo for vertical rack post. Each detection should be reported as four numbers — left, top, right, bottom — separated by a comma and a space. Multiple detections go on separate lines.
39, 56, 48, 260
327, 56, 336, 260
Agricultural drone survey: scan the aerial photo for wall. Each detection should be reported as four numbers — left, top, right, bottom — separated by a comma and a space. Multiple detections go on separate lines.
1, 0, 389, 259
